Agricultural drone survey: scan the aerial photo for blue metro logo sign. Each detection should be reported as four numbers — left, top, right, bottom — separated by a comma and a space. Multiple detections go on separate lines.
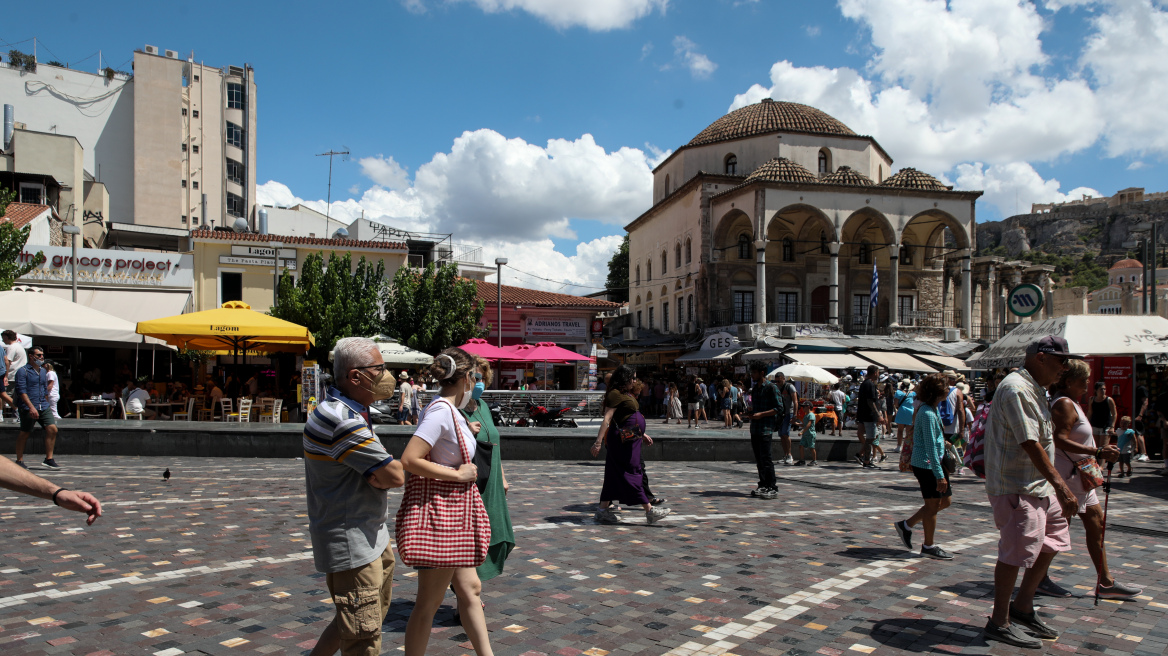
1008, 283, 1044, 318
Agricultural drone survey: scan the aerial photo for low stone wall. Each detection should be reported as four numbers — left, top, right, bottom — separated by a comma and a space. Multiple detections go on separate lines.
0, 420, 870, 462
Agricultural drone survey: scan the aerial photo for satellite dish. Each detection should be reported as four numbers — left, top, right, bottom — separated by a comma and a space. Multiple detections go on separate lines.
232, 217, 249, 233
332, 227, 349, 240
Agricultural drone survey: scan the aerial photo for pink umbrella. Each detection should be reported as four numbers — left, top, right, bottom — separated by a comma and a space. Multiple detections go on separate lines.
505, 342, 591, 363
458, 338, 516, 361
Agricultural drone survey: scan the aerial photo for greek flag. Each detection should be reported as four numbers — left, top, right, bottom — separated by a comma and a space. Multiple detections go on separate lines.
870, 262, 879, 309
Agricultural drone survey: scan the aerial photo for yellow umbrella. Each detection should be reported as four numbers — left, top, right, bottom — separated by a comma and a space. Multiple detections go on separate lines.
136, 301, 314, 355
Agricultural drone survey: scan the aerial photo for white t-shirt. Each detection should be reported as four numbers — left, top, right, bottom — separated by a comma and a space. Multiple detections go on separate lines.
126, 388, 150, 414
400, 382, 413, 407
414, 398, 476, 468
6, 343, 27, 373
46, 371, 60, 400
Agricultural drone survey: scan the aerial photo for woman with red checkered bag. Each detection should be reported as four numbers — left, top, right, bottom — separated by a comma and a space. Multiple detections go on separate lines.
398, 348, 494, 656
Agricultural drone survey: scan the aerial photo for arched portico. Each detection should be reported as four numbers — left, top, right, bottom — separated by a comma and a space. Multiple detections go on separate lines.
903, 209, 972, 333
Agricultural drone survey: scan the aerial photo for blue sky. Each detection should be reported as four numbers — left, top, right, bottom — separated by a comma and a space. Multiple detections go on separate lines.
6, 0, 1168, 293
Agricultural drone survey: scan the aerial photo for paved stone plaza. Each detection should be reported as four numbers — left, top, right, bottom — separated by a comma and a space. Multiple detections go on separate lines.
0, 456, 1165, 656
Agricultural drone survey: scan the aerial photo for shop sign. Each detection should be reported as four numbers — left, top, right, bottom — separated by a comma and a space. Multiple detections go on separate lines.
220, 255, 280, 267
231, 245, 297, 260
591, 318, 603, 337
625, 352, 659, 365
16, 246, 193, 289
703, 332, 739, 350
525, 317, 588, 344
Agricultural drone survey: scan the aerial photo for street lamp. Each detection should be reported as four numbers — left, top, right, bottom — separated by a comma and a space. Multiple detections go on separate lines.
495, 258, 507, 352
270, 241, 284, 308
61, 225, 81, 302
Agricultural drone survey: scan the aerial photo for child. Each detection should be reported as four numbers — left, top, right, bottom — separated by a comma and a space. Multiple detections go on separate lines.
1117, 416, 1135, 477
796, 400, 817, 466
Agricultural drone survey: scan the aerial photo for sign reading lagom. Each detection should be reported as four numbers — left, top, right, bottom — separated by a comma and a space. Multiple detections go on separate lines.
1008, 283, 1045, 317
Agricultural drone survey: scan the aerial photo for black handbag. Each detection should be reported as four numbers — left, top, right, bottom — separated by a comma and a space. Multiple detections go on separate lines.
473, 438, 493, 493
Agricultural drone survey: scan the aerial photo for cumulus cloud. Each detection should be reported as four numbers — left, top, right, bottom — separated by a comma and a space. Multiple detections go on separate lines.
407, 0, 668, 30
358, 155, 410, 190
728, 0, 1168, 218
484, 235, 625, 295
954, 162, 1101, 217
672, 36, 717, 79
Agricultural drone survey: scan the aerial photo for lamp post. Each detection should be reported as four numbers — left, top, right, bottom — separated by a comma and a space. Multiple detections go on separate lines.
270, 240, 284, 308
61, 225, 81, 302
495, 258, 507, 351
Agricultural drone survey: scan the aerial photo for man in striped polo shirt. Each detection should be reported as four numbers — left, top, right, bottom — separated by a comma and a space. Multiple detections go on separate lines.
304, 337, 404, 656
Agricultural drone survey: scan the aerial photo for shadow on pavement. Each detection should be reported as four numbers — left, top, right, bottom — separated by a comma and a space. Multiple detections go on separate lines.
869, 618, 986, 652
690, 490, 744, 498
833, 547, 916, 560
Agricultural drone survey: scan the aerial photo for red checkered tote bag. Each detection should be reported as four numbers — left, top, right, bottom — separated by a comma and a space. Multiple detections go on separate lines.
395, 400, 490, 569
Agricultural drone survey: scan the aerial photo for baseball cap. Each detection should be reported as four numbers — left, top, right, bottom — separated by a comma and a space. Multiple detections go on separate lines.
1024, 335, 1084, 359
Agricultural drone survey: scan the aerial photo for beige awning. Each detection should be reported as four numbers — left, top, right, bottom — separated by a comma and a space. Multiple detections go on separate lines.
38, 286, 192, 325
783, 352, 872, 370
856, 350, 938, 373
914, 353, 972, 371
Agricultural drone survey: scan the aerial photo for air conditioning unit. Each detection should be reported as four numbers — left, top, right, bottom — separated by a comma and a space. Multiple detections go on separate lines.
738, 324, 757, 341
622, 327, 637, 340
165, 50, 179, 59
943, 328, 961, 342
779, 324, 796, 339
144, 45, 159, 55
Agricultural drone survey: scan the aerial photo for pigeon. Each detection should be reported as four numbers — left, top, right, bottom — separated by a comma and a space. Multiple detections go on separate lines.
163, 468, 171, 482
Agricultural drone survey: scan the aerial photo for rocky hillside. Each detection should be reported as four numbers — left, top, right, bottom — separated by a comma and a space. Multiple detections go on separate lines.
977, 198, 1168, 259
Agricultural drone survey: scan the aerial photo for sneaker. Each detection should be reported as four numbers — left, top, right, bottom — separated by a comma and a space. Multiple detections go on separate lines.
920, 545, 953, 560
863, 462, 878, 469
894, 520, 913, 550
595, 508, 620, 524
983, 619, 1042, 649
750, 487, 766, 498
14, 460, 27, 470
854, 454, 865, 466
1117, 472, 1127, 478
41, 458, 61, 469
794, 460, 805, 466
645, 507, 671, 525
890, 446, 900, 453
878, 454, 888, 463
1009, 605, 1059, 640
784, 456, 794, 465
759, 487, 778, 500
1096, 580, 1142, 599
1137, 454, 1149, 462
1035, 575, 1074, 598
808, 461, 818, 467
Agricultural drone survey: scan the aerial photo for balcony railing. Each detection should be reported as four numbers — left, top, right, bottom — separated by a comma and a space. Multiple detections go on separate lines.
709, 308, 753, 326
898, 308, 960, 328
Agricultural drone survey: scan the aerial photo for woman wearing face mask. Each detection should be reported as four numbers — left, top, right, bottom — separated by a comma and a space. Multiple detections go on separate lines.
460, 356, 514, 584
400, 347, 494, 656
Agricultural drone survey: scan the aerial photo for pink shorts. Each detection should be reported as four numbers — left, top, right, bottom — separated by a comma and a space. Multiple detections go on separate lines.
988, 493, 1071, 568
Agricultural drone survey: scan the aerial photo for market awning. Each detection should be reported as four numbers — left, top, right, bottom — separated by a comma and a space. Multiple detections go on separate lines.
856, 350, 939, 373
914, 353, 972, 371
0, 288, 156, 347
674, 347, 743, 363
740, 348, 783, 361
783, 351, 873, 370
966, 315, 1168, 369
38, 287, 191, 325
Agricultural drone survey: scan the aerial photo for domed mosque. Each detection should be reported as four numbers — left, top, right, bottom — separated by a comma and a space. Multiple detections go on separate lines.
624, 99, 1014, 339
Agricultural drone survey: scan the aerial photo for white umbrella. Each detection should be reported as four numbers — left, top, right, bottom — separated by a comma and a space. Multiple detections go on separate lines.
966, 315, 1168, 369
328, 335, 433, 367
0, 289, 150, 346
768, 362, 840, 385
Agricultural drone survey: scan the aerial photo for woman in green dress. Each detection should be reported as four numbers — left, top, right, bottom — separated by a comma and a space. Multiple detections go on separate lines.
461, 356, 514, 582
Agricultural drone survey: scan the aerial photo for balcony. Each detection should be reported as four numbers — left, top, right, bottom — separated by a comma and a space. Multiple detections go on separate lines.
437, 244, 484, 265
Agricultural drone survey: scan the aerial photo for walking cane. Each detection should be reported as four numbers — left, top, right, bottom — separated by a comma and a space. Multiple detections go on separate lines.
1094, 461, 1115, 607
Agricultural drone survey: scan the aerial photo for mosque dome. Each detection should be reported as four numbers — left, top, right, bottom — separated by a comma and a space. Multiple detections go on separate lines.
877, 167, 950, 191
687, 99, 857, 148
743, 158, 820, 185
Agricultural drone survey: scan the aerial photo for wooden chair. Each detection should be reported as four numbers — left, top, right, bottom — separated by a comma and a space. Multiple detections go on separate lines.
119, 398, 143, 420
172, 397, 197, 421
214, 398, 233, 421
226, 398, 252, 423
258, 399, 282, 423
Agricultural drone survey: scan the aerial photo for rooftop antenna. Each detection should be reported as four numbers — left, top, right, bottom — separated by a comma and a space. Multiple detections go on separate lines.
316, 147, 350, 235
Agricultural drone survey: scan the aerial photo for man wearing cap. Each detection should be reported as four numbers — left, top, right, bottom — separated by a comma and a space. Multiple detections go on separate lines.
982, 335, 1081, 649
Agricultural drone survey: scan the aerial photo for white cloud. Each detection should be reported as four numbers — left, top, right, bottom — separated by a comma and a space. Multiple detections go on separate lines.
358, 155, 410, 190
408, 0, 668, 30
672, 36, 717, 79
804, 25, 821, 37
643, 142, 673, 168
485, 235, 625, 295
953, 162, 1101, 217
641, 42, 654, 60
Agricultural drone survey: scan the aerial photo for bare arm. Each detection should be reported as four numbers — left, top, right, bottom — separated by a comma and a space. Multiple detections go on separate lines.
1051, 399, 1118, 461
401, 435, 476, 482
1107, 397, 1117, 431
592, 407, 615, 457
367, 458, 405, 489
0, 457, 101, 525
1020, 439, 1077, 517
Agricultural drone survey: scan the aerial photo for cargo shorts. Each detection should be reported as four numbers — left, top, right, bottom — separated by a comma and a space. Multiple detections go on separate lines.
325, 545, 395, 656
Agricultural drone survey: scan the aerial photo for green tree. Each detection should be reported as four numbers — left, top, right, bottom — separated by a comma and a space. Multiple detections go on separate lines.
383, 262, 485, 354
0, 188, 45, 290
605, 234, 630, 303
271, 251, 388, 361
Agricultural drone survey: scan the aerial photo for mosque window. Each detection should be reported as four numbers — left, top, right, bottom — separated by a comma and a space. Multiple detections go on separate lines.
738, 234, 752, 260
725, 154, 738, 175
900, 244, 913, 265
685, 238, 692, 264
782, 238, 794, 262
820, 231, 829, 255
635, 265, 641, 286
675, 243, 682, 269
818, 149, 832, 174
858, 240, 871, 264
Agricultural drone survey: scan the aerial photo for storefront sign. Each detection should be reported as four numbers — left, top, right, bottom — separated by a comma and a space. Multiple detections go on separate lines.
625, 352, 659, 366
703, 332, 739, 350
16, 246, 192, 289
525, 317, 588, 344
220, 255, 278, 267
591, 318, 603, 337
231, 245, 297, 259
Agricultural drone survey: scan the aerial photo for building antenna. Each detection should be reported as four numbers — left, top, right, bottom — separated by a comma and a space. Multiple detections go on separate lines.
316, 147, 350, 234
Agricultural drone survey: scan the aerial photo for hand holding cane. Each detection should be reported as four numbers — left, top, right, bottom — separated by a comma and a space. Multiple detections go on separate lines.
1095, 460, 1115, 607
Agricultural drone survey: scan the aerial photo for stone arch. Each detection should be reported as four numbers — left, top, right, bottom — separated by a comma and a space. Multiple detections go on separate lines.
903, 209, 970, 264
769, 203, 835, 262
777, 272, 800, 286
731, 269, 755, 285
841, 208, 895, 264
634, 295, 641, 306
714, 209, 754, 262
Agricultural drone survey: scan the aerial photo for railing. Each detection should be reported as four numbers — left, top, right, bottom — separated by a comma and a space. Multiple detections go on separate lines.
442, 244, 484, 265
839, 312, 891, 336
898, 308, 961, 328
709, 308, 753, 327
971, 324, 1003, 342
415, 390, 606, 425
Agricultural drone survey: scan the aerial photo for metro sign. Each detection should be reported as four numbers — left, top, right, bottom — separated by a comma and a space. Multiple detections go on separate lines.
1008, 283, 1044, 318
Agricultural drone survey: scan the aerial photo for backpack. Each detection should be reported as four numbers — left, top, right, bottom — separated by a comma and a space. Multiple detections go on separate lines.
963, 401, 990, 478
938, 387, 957, 427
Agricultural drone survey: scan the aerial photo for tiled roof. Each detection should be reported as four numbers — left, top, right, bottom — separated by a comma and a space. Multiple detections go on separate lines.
744, 158, 820, 185
1109, 258, 1142, 270
0, 203, 52, 229
190, 226, 406, 250
820, 166, 874, 187
687, 99, 857, 147
476, 281, 623, 309
878, 167, 950, 191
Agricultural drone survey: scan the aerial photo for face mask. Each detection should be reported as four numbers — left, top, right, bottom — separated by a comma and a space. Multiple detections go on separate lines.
471, 381, 485, 401
33, 357, 44, 365
456, 378, 474, 409
358, 369, 397, 400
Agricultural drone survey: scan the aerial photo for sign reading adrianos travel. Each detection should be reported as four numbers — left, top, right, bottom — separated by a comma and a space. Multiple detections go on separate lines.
525, 317, 588, 344
1007, 283, 1044, 317
16, 246, 193, 289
